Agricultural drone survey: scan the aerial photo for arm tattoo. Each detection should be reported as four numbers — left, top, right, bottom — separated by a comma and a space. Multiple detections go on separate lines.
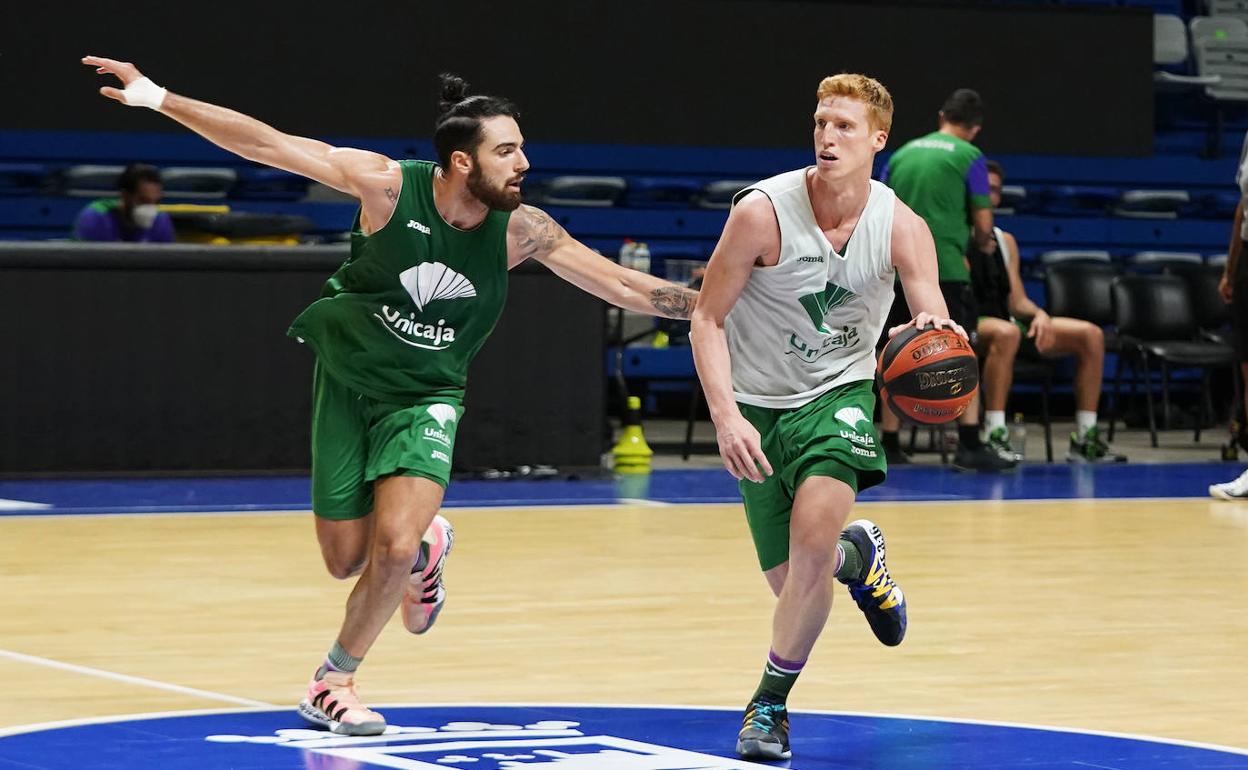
516, 205, 566, 260
384, 186, 398, 202
649, 286, 697, 319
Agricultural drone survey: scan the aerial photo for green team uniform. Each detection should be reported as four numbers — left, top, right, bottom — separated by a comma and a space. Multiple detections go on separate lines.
288, 160, 510, 519
883, 131, 992, 283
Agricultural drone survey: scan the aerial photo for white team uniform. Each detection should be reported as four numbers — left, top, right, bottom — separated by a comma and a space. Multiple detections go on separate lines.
725, 169, 897, 409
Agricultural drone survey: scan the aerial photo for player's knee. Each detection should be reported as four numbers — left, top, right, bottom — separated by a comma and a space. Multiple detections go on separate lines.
1082, 323, 1104, 354
998, 322, 1021, 351
370, 530, 422, 576
322, 549, 367, 580
787, 533, 839, 580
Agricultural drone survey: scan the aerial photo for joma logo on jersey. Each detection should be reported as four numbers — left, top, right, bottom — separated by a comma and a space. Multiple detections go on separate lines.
798, 255, 825, 263
407, 219, 431, 234
786, 324, 860, 362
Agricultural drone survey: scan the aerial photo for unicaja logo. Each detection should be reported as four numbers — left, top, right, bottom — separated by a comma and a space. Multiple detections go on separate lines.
374, 262, 476, 350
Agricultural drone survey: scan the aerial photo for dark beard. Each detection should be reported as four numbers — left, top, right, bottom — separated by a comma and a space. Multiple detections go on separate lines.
467, 165, 522, 212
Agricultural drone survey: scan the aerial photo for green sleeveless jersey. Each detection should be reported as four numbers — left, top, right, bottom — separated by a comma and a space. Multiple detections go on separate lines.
288, 160, 510, 403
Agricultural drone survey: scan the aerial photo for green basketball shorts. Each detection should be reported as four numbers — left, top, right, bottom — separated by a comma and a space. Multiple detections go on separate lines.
310, 362, 463, 520
737, 380, 887, 572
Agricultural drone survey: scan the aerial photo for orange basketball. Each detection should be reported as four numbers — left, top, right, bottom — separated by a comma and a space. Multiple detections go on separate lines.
877, 325, 979, 424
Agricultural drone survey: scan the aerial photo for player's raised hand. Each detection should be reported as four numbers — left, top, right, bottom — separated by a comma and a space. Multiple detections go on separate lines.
81, 56, 166, 109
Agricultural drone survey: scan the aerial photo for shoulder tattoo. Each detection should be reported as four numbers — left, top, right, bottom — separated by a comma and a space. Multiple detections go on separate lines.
515, 205, 566, 260
384, 186, 398, 202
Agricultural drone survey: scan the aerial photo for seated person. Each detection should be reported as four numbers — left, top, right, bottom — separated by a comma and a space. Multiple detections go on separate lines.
73, 163, 175, 242
969, 160, 1125, 463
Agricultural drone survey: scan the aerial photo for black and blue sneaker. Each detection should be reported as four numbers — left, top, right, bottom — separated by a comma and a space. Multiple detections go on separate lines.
839, 519, 907, 647
735, 698, 790, 760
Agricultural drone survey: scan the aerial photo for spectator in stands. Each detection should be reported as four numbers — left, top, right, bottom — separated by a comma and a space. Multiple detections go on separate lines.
72, 163, 175, 242
970, 160, 1126, 463
1209, 133, 1248, 498
878, 88, 1014, 471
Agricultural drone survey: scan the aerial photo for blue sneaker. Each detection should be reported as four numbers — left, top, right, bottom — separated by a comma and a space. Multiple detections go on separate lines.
839, 519, 907, 646
735, 698, 790, 760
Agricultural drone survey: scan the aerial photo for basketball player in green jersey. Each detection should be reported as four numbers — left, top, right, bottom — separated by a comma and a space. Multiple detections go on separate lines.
83, 56, 698, 736
690, 74, 966, 761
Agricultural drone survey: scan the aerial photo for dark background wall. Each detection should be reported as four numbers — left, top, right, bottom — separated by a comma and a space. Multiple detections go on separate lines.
0, 245, 605, 474
8, 0, 1152, 156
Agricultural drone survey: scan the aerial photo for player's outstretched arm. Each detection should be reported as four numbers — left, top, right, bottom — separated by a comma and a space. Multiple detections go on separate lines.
690, 192, 775, 483
82, 56, 397, 217
506, 204, 697, 319
890, 200, 966, 340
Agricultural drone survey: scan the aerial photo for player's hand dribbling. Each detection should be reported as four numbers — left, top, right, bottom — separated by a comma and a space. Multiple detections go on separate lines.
888, 312, 967, 342
714, 412, 773, 484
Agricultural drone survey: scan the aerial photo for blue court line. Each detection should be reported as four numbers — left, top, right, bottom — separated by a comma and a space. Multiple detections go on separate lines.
0, 462, 1241, 516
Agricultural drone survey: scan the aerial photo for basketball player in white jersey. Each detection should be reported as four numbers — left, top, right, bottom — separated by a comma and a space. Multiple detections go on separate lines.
689, 74, 966, 761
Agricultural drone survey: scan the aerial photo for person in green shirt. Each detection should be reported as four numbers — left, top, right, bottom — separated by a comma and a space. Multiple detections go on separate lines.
84, 55, 698, 736
877, 88, 1015, 472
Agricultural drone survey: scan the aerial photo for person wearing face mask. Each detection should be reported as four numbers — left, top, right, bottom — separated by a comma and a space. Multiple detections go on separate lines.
72, 163, 175, 242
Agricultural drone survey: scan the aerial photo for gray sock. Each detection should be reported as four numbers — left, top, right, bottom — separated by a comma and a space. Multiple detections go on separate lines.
316, 640, 362, 679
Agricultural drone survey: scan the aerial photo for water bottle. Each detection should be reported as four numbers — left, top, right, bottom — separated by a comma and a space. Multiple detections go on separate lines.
1012, 412, 1027, 460
618, 238, 637, 268
633, 242, 652, 274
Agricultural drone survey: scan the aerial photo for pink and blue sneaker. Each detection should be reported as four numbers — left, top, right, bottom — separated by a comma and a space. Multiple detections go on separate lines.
401, 514, 454, 634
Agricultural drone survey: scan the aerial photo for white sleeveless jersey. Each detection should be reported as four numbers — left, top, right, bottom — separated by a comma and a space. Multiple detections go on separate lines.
724, 169, 897, 409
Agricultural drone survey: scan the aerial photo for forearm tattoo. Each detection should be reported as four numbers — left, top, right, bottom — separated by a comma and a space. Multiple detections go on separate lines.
516, 205, 566, 260
649, 286, 697, 319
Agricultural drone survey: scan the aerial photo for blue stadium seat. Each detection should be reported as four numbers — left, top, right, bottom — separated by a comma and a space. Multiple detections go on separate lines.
696, 180, 753, 210
0, 163, 48, 196
1034, 185, 1119, 217
533, 176, 627, 207
623, 177, 703, 208
160, 167, 237, 200
1113, 189, 1190, 218
232, 168, 309, 200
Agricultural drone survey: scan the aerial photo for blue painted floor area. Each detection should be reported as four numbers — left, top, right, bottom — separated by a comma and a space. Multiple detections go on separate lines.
0, 463, 1240, 516
1, 705, 1244, 770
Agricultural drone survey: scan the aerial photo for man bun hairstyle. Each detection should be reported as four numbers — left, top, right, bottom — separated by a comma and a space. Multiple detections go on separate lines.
941, 88, 984, 128
434, 73, 520, 169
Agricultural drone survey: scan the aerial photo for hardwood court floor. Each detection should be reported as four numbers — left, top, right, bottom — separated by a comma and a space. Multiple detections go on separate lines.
1, 498, 1245, 749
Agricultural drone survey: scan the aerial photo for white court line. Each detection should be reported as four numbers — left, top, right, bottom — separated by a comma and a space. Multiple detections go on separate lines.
3, 701, 1246, 756
0, 499, 50, 511
0, 648, 274, 708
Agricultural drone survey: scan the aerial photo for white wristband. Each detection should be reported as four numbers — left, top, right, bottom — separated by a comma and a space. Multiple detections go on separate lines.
123, 77, 167, 110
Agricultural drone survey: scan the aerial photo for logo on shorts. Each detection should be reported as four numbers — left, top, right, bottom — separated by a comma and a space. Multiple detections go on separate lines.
835, 406, 870, 429
426, 403, 458, 429
835, 406, 875, 447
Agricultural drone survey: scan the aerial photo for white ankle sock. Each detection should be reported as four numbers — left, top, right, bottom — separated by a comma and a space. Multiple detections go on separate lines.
1076, 411, 1097, 436
985, 411, 1006, 434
